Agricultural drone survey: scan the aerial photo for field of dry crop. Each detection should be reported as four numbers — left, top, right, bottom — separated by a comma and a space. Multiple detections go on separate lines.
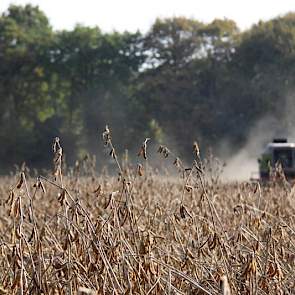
0, 129, 294, 294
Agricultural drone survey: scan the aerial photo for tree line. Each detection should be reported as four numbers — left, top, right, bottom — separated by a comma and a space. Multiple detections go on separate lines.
1, 4, 295, 171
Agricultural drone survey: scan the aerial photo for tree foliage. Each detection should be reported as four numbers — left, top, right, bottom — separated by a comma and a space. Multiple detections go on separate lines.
0, 5, 295, 171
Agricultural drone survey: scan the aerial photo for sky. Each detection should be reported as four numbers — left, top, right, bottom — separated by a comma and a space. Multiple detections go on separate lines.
1, 0, 295, 33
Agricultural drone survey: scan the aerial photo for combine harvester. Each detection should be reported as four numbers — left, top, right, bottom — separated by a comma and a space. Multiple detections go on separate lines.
257, 138, 295, 182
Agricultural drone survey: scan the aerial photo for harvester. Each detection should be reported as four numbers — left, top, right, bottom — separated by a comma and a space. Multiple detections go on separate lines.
258, 138, 295, 181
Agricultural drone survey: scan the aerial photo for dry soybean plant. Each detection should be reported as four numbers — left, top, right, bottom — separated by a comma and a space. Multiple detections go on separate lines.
0, 128, 294, 294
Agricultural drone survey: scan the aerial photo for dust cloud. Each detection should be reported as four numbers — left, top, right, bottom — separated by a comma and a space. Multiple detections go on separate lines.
221, 116, 290, 181
221, 91, 295, 181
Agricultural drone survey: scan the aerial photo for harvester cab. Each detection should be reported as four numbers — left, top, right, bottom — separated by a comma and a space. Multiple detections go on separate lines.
258, 138, 295, 181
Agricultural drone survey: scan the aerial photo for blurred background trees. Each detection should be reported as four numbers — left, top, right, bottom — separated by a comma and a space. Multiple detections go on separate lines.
1, 4, 295, 171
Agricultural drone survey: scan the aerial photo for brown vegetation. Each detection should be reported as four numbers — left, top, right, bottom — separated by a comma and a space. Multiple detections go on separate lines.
0, 129, 294, 294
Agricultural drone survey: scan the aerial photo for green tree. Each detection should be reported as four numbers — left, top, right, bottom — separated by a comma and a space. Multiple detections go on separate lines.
0, 4, 56, 167
53, 26, 144, 158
